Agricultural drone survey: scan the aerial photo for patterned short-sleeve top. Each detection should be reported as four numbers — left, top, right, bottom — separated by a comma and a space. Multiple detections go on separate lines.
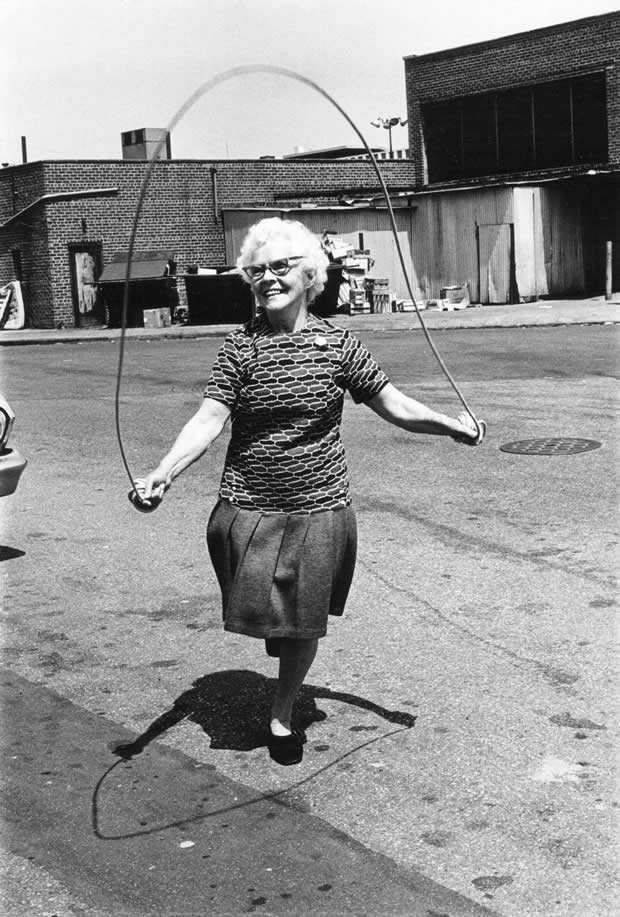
204, 312, 389, 513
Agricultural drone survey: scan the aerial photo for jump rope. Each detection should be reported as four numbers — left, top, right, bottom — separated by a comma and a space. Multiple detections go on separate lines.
117, 65, 486, 511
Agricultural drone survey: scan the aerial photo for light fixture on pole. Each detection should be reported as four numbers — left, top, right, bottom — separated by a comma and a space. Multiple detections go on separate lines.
370, 116, 408, 155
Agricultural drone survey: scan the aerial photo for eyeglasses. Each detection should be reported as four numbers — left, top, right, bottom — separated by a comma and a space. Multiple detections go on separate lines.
242, 256, 303, 282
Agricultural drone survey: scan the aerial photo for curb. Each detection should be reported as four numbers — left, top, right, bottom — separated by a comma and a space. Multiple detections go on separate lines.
1, 301, 619, 346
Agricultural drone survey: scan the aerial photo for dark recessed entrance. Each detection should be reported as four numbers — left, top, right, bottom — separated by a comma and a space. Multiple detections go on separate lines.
499, 438, 602, 455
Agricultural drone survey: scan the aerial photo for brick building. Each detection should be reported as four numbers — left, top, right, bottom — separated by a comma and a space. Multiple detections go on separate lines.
0, 157, 415, 328
401, 12, 619, 303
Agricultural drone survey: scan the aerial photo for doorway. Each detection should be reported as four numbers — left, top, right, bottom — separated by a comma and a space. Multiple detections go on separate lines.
477, 223, 516, 304
69, 244, 104, 327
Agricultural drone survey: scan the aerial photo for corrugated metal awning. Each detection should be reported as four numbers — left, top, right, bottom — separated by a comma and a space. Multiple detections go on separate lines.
98, 250, 174, 283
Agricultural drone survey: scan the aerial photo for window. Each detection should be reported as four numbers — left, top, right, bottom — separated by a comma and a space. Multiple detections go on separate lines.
423, 100, 462, 182
422, 72, 607, 182
534, 80, 572, 167
462, 92, 497, 177
497, 87, 534, 173
572, 72, 608, 163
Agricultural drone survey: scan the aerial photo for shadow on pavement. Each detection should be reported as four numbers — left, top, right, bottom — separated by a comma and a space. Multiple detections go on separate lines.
111, 668, 417, 759
91, 670, 417, 841
0, 668, 493, 915
0, 545, 26, 562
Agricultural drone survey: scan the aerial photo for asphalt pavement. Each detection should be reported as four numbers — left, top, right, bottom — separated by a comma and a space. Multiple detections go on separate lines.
1, 314, 618, 917
2, 667, 495, 917
1, 295, 619, 346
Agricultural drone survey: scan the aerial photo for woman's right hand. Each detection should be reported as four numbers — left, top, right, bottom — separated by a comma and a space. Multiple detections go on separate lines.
128, 398, 231, 511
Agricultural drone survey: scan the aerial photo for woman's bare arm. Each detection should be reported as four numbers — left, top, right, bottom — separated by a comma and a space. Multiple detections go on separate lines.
368, 383, 483, 443
136, 397, 231, 500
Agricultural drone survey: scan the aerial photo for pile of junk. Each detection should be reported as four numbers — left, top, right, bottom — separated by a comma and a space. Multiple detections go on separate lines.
320, 231, 392, 316
321, 231, 471, 314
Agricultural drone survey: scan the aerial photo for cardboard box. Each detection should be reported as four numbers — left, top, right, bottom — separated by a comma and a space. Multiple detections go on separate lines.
143, 308, 171, 328
439, 283, 470, 310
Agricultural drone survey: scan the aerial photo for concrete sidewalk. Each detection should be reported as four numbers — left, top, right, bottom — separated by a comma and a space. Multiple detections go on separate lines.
1, 296, 619, 346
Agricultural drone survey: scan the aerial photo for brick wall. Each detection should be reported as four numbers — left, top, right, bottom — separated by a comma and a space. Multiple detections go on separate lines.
0, 163, 54, 325
0, 160, 413, 328
404, 12, 620, 185
0, 161, 46, 223
0, 157, 416, 327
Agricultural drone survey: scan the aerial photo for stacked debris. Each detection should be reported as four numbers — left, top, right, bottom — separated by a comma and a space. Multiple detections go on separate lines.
321, 231, 392, 315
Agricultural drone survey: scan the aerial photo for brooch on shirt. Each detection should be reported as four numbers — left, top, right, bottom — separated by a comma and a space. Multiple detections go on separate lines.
314, 335, 328, 349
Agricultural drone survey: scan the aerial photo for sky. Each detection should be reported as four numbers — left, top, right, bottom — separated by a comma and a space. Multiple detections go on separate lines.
2, 0, 618, 164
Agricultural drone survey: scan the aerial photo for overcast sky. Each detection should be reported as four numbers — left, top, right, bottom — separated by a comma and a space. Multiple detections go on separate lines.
3, 0, 617, 164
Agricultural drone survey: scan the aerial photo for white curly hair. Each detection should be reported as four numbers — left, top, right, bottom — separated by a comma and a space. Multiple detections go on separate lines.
236, 217, 329, 303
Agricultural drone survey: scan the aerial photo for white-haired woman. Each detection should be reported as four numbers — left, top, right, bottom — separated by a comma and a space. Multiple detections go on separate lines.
135, 217, 483, 766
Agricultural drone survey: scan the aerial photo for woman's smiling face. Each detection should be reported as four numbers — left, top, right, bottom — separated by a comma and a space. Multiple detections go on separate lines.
248, 238, 312, 321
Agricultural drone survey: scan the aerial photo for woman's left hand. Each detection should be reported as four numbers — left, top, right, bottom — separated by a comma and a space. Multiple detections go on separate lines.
451, 412, 486, 446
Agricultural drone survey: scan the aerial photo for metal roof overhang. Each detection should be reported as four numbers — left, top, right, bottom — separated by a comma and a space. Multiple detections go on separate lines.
98, 250, 174, 283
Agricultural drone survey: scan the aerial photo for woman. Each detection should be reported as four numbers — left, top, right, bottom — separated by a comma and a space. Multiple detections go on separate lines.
134, 217, 483, 766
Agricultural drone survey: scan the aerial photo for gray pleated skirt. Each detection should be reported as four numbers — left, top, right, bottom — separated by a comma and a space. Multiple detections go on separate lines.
206, 499, 357, 640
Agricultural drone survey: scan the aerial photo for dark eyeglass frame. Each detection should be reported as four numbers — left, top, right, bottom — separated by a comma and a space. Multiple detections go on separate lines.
242, 256, 304, 282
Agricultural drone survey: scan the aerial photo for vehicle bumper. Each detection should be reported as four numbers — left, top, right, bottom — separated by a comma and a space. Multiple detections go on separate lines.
0, 447, 27, 497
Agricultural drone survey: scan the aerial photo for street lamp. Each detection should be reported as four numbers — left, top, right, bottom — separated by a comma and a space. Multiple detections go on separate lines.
370, 116, 408, 155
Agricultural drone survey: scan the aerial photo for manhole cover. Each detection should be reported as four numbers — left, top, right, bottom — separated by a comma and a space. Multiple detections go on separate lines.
500, 437, 602, 455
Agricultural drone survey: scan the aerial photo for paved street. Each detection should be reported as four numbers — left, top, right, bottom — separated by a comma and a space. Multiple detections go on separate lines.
0, 325, 618, 917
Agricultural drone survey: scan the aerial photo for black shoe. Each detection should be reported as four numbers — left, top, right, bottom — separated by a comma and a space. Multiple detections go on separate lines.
267, 727, 306, 766
265, 638, 281, 657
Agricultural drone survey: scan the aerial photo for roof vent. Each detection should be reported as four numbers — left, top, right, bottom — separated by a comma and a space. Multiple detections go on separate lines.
121, 128, 171, 161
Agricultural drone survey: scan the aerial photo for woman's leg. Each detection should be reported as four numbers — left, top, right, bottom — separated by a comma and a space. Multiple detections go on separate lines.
270, 637, 318, 735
